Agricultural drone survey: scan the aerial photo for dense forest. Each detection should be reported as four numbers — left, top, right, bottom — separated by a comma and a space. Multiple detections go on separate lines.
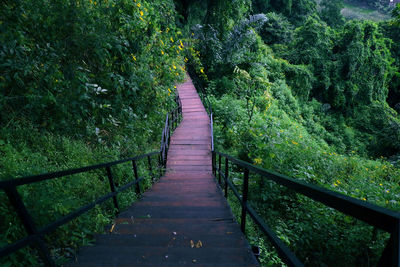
1, 0, 400, 266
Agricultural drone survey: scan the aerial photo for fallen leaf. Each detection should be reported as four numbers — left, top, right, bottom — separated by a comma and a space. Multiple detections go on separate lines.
195, 240, 202, 248
110, 224, 116, 233
192, 259, 197, 263
190, 240, 195, 248
173, 231, 177, 235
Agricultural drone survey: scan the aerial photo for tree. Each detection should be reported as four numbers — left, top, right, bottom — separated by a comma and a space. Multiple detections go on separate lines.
333, 21, 394, 109
320, 0, 344, 28
252, 0, 316, 25
259, 12, 294, 45
287, 17, 333, 101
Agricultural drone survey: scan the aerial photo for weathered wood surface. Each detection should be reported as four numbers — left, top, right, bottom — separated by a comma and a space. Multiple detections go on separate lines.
68, 77, 258, 266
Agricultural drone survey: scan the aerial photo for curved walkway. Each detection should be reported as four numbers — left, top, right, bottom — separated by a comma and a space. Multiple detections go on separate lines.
69, 77, 258, 266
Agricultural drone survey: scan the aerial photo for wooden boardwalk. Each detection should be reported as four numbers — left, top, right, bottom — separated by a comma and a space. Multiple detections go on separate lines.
69, 77, 258, 266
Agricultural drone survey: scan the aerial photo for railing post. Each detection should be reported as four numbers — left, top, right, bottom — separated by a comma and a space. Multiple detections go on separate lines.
132, 160, 141, 195
224, 157, 228, 198
168, 123, 171, 149
241, 168, 249, 234
106, 166, 119, 214
212, 152, 216, 176
5, 187, 56, 267
147, 155, 154, 182
378, 219, 400, 267
172, 110, 175, 130
158, 152, 163, 177
395, 220, 400, 267
218, 154, 221, 185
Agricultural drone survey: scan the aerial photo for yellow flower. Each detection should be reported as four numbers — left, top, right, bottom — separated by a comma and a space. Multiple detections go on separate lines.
200, 68, 204, 74
178, 46, 183, 50
170, 37, 174, 42
168, 88, 171, 93
336, 180, 341, 184
161, 40, 164, 45
166, 27, 170, 33
131, 54, 136, 61
161, 50, 164, 55
137, 3, 141, 7
184, 57, 188, 62
173, 65, 176, 69
140, 11, 143, 16
254, 158, 262, 165
180, 40, 184, 47
362, 197, 366, 201
291, 140, 298, 145
139, 17, 144, 21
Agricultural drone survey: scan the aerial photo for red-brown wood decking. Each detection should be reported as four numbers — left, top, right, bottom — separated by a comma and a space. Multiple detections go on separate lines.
68, 77, 258, 266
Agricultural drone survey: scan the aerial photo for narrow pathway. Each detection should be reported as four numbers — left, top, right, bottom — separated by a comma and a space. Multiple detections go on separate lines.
69, 77, 258, 266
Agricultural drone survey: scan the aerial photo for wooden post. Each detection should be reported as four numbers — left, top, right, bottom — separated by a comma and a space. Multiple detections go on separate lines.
5, 187, 56, 266
132, 160, 141, 194
218, 154, 222, 184
241, 168, 249, 234
148, 155, 154, 182
106, 166, 119, 214
224, 157, 229, 198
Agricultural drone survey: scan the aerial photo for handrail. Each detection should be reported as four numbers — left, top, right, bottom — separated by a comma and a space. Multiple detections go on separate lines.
212, 151, 400, 267
160, 94, 182, 167
0, 93, 183, 266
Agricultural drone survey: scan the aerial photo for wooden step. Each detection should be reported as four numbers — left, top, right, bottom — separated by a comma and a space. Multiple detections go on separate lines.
69, 75, 259, 266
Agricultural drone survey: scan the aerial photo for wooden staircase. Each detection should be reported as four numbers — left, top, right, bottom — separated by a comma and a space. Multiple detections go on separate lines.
68, 77, 259, 266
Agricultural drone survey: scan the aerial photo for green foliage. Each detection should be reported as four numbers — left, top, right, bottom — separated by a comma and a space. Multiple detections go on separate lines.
394, 4, 400, 25
346, 0, 395, 14
0, 0, 186, 134
252, 0, 316, 25
320, 0, 345, 27
258, 12, 294, 45
381, 9, 400, 110
188, 1, 400, 265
